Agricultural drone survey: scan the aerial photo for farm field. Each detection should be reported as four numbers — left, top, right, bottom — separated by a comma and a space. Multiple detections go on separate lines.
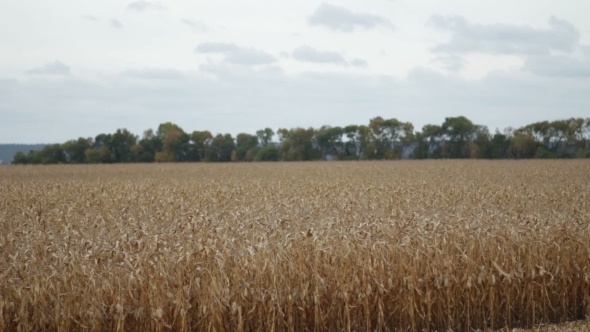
1, 161, 589, 332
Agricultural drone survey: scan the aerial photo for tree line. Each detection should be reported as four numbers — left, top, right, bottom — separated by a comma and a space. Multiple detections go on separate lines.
12, 116, 590, 164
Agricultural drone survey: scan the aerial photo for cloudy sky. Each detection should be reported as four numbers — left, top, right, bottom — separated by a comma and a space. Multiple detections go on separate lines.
1, 0, 590, 143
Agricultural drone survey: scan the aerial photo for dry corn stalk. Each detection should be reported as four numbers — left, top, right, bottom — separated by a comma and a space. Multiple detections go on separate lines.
0, 160, 589, 331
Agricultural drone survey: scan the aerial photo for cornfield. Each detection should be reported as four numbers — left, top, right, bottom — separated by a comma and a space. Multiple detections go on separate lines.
1, 161, 589, 332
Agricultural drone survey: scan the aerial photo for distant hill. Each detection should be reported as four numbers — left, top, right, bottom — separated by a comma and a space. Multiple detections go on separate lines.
0, 144, 46, 164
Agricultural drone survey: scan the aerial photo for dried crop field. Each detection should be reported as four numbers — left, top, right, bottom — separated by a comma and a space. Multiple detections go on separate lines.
1, 161, 589, 332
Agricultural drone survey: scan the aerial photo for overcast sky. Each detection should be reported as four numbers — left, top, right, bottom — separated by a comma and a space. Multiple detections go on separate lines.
1, 0, 589, 143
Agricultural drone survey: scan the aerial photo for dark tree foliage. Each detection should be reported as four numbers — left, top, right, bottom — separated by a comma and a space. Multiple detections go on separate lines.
12, 118, 590, 164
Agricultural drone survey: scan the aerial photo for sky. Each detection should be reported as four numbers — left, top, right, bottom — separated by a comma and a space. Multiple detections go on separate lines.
1, 0, 589, 143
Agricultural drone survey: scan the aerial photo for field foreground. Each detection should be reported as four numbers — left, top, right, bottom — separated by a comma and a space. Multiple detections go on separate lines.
1, 161, 589, 331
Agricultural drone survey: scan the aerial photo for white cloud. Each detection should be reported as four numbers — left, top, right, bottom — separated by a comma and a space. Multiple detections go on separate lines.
195, 43, 277, 66
225, 50, 278, 66
431, 54, 469, 72
195, 42, 238, 53
127, 1, 166, 12
4, 64, 590, 143
122, 68, 187, 80
180, 19, 207, 32
1, 0, 590, 144
428, 15, 580, 55
81, 14, 99, 22
523, 55, 590, 77
292, 46, 347, 65
110, 19, 123, 29
308, 3, 394, 32
25, 61, 70, 76
351, 58, 369, 67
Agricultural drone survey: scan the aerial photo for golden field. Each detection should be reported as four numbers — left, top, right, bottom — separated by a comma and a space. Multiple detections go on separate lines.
1, 161, 589, 332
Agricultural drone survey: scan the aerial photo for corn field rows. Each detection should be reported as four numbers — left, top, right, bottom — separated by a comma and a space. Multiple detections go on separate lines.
1, 161, 589, 331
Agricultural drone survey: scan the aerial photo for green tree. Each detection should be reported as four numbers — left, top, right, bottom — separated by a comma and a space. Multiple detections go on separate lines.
63, 137, 92, 163
471, 126, 491, 159
342, 125, 360, 159
210, 134, 236, 162
169, 132, 191, 161
155, 123, 190, 162
578, 118, 590, 157
413, 124, 444, 159
137, 129, 162, 162
157, 122, 184, 139
111, 129, 138, 162
277, 127, 319, 161
254, 145, 279, 161
12, 151, 28, 164
399, 122, 415, 158
26, 150, 42, 164
129, 144, 144, 162
155, 150, 175, 163
99, 146, 114, 163
39, 144, 66, 164
315, 126, 343, 160
85, 148, 100, 164
256, 128, 274, 147
369, 117, 412, 159
423, 124, 443, 158
488, 130, 510, 159
236, 133, 259, 161
94, 133, 112, 150
190, 131, 213, 162
441, 116, 477, 158
508, 130, 538, 159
